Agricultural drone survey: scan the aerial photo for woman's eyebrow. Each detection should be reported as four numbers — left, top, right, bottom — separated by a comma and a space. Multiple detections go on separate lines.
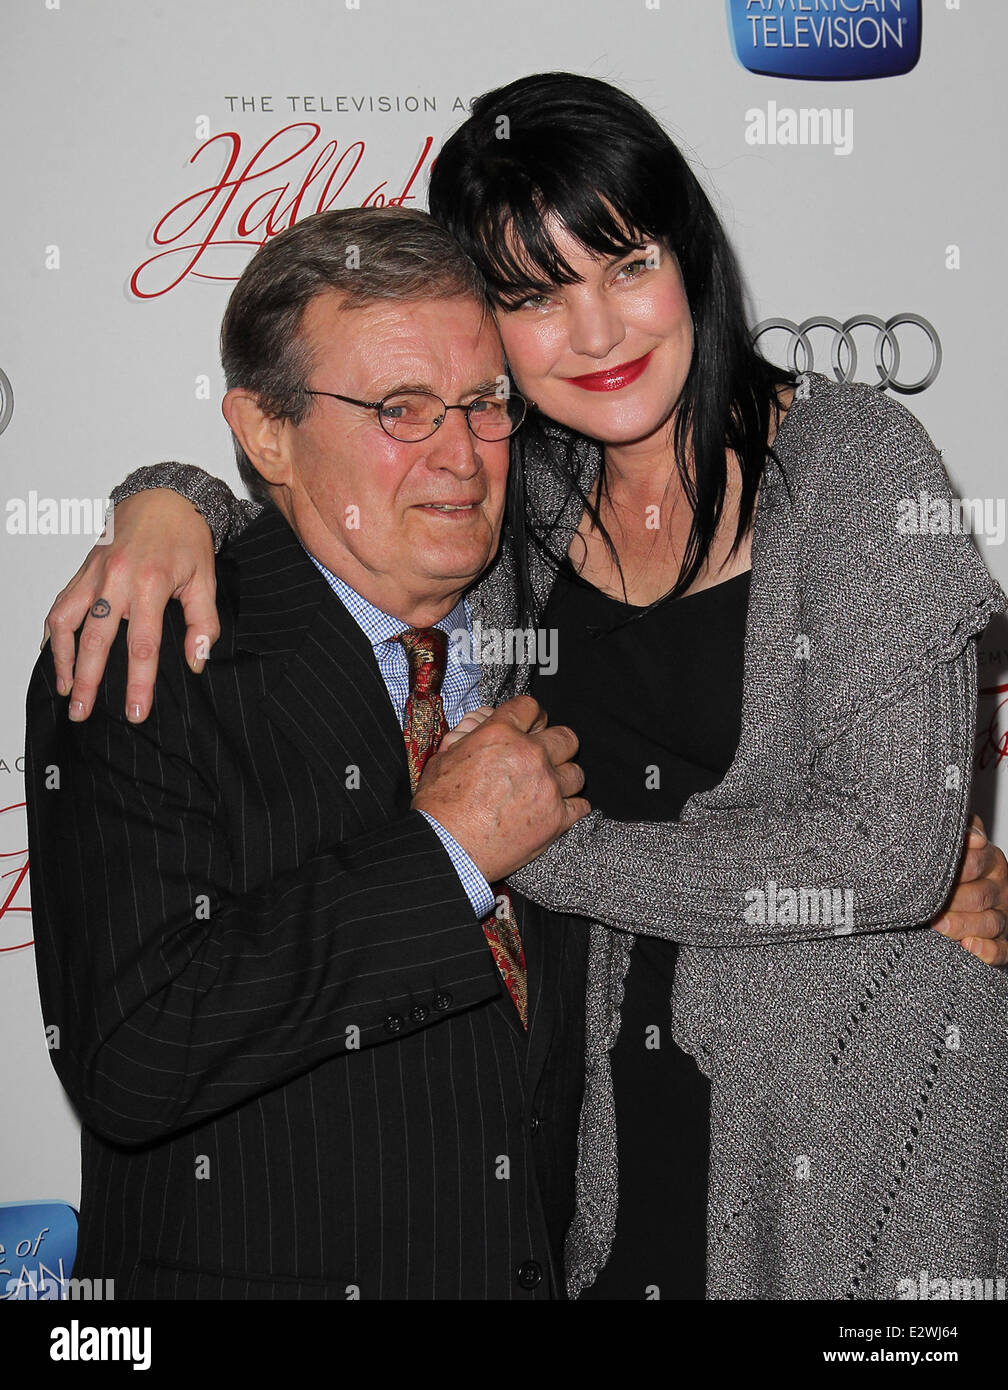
606, 243, 649, 263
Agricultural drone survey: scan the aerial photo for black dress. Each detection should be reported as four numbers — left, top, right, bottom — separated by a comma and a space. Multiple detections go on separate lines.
527, 556, 751, 1299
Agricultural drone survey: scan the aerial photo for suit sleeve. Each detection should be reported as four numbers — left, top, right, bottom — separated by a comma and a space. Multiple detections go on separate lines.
25, 641, 503, 1148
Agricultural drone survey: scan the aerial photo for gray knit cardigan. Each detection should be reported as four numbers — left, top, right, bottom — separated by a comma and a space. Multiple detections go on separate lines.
111, 373, 1008, 1300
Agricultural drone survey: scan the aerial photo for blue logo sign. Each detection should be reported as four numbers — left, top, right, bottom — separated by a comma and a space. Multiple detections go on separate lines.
727, 0, 922, 81
0, 1201, 78, 1299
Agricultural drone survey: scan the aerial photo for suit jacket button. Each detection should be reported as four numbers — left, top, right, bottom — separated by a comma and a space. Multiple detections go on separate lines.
516, 1260, 542, 1290
384, 1014, 403, 1034
529, 1114, 540, 1132
410, 1004, 428, 1024
432, 992, 453, 1011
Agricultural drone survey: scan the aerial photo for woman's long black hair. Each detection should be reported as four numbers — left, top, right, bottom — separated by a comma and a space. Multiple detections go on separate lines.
428, 71, 794, 640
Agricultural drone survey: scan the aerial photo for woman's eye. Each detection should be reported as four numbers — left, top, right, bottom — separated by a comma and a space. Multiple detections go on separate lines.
614, 258, 649, 282
500, 292, 553, 311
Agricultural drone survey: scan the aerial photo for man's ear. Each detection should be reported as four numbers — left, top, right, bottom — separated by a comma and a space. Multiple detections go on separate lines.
222, 389, 292, 488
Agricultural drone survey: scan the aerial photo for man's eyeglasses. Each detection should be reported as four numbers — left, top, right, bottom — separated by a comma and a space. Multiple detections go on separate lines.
303, 386, 528, 443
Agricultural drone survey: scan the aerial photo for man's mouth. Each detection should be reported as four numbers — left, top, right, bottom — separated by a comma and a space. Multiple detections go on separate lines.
416, 502, 480, 514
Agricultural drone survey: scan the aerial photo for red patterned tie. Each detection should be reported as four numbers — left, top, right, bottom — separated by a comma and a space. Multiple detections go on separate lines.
395, 627, 527, 1028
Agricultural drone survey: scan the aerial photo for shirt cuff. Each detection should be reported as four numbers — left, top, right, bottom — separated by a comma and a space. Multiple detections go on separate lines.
417, 811, 495, 919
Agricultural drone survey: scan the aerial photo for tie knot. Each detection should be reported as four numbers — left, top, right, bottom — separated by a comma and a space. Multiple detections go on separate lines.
395, 626, 448, 699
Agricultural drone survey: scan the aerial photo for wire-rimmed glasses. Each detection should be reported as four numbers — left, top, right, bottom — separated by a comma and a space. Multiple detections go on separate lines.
303, 386, 528, 442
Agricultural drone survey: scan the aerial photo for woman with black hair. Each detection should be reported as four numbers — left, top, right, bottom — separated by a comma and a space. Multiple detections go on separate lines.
42, 72, 1008, 1300
425, 74, 790, 1300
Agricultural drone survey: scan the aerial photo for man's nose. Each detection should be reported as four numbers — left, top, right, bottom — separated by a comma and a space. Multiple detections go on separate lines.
423, 406, 482, 475
565, 292, 626, 361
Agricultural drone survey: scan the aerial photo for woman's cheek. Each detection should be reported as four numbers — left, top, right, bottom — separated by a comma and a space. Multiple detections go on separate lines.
499, 319, 558, 393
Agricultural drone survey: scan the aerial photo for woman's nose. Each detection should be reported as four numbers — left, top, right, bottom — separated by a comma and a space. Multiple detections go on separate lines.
564, 293, 626, 361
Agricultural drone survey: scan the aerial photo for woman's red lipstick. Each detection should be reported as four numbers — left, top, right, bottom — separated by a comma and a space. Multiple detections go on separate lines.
565, 350, 653, 392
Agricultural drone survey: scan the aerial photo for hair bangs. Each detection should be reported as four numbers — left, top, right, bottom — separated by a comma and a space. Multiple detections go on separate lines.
471, 175, 654, 305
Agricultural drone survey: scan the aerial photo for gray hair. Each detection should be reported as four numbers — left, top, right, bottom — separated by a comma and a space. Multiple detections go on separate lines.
220, 206, 490, 502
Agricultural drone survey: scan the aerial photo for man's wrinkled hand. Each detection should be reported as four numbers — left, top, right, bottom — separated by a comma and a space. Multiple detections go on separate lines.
412, 695, 588, 884
931, 814, 1008, 966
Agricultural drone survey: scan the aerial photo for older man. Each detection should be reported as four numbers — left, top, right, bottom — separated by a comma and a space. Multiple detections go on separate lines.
25, 208, 589, 1300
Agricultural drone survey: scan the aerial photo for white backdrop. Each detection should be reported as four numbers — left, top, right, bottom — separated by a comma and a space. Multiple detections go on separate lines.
3, 0, 1006, 1288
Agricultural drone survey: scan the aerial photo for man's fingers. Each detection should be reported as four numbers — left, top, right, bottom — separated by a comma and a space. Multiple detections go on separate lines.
956, 840, 996, 885
534, 722, 579, 766
554, 759, 586, 800
562, 795, 591, 827
967, 813, 988, 845
488, 694, 543, 733
934, 908, 1007, 942
960, 935, 1008, 967
940, 870, 999, 918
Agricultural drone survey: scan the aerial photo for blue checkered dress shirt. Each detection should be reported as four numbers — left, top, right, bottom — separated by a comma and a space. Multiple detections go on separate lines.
303, 547, 496, 919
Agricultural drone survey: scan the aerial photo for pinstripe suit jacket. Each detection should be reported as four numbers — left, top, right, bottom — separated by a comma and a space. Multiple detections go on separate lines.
25, 506, 587, 1300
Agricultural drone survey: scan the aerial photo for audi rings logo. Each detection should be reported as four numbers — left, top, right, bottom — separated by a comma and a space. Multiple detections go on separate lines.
0, 369, 13, 436
751, 315, 942, 395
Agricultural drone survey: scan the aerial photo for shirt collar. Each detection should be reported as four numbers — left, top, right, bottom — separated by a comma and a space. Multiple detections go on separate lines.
300, 542, 471, 650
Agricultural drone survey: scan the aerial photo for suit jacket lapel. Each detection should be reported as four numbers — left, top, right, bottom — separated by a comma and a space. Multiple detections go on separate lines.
231, 508, 412, 820
518, 895, 563, 1087
231, 509, 555, 1063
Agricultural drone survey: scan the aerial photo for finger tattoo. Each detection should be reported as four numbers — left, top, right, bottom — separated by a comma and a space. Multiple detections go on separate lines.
90, 598, 111, 619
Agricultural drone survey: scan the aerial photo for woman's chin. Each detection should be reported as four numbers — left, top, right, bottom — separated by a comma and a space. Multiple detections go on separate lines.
550, 404, 676, 448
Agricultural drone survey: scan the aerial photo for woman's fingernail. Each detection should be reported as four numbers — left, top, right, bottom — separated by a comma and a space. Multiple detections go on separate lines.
934, 917, 952, 934
68, 700, 84, 721
963, 937, 979, 954
127, 703, 143, 722
969, 826, 988, 844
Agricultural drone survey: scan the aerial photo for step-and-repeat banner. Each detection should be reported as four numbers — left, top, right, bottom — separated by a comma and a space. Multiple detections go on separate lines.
2, 0, 1006, 1298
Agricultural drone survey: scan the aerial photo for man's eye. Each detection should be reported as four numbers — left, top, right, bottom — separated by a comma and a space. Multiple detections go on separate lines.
615, 259, 648, 281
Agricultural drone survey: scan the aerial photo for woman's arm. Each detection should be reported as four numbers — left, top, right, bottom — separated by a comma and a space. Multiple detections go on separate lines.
107, 462, 258, 553
509, 380, 1008, 952
509, 635, 983, 946
44, 464, 256, 723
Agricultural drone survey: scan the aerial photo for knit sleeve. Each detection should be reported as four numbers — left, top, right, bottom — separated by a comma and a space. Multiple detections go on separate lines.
108, 464, 261, 554
507, 380, 1007, 946
508, 639, 982, 945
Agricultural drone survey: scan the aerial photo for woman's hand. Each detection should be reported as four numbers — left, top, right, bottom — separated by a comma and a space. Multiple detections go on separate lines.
439, 706, 495, 752
440, 703, 547, 753
43, 489, 218, 723
931, 815, 1008, 965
